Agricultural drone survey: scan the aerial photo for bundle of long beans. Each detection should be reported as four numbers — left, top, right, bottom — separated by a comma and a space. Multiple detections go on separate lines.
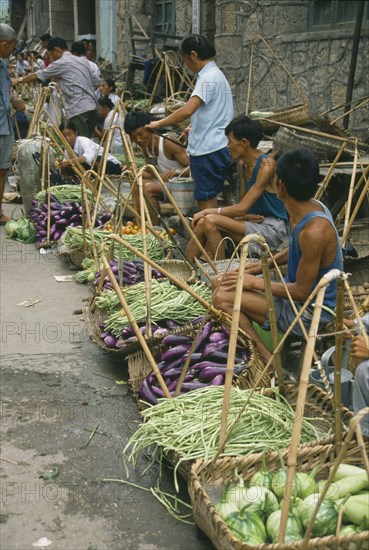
63, 226, 168, 261
124, 386, 331, 486
97, 280, 211, 335
34, 184, 92, 206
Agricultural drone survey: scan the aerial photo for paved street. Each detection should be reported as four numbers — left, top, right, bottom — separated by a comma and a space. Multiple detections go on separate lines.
0, 200, 212, 550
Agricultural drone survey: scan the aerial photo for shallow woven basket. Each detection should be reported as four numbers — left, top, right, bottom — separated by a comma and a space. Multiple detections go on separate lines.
188, 438, 369, 550
156, 259, 198, 284
273, 126, 355, 161
251, 103, 311, 132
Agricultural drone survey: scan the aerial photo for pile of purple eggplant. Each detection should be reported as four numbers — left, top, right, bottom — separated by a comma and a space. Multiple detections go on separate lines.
93, 259, 165, 290
29, 195, 110, 243
98, 321, 170, 351
139, 320, 250, 405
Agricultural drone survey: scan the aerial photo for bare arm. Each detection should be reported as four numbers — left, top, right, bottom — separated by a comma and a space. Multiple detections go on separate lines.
145, 96, 203, 132
222, 223, 326, 302
160, 140, 190, 181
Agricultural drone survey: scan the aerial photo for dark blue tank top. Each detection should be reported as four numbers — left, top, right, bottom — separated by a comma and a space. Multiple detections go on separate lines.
285, 200, 343, 317
243, 154, 288, 221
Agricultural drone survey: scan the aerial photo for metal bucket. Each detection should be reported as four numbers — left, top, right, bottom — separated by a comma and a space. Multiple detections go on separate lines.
167, 177, 195, 216
310, 346, 353, 408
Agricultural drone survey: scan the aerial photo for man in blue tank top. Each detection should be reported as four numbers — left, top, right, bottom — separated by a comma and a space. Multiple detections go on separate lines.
186, 115, 288, 261
213, 148, 343, 365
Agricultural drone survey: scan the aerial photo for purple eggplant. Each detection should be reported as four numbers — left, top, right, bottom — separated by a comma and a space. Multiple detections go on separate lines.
191, 360, 227, 372
221, 325, 231, 338
138, 379, 158, 405
180, 381, 208, 392
161, 344, 190, 362
104, 335, 117, 348
209, 332, 225, 343
210, 374, 225, 385
193, 321, 212, 352
162, 334, 192, 347
199, 366, 228, 381
159, 356, 184, 372
166, 320, 180, 329
205, 349, 243, 363
202, 341, 228, 355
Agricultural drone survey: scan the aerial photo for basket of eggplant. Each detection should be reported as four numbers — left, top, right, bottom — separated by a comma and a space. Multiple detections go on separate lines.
127, 316, 268, 410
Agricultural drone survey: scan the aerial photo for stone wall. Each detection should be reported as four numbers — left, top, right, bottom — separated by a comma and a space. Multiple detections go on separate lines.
214, 0, 369, 136
115, 0, 369, 135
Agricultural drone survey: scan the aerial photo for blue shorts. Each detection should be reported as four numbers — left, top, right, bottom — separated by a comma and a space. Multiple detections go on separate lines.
190, 147, 231, 201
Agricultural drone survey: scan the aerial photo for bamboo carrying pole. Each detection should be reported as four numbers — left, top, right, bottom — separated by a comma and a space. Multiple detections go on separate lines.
341, 140, 358, 248
277, 269, 341, 543
314, 141, 348, 201
334, 276, 345, 450
260, 249, 285, 394
335, 162, 369, 226
219, 239, 249, 448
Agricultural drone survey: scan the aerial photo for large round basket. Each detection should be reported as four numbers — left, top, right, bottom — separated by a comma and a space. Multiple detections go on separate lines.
273, 126, 355, 162
250, 103, 311, 132
188, 438, 369, 550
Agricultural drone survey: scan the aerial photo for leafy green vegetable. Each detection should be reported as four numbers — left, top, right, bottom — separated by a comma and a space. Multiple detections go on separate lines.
343, 493, 369, 529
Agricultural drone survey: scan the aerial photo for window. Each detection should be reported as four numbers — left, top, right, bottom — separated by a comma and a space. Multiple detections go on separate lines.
154, 0, 176, 34
308, 0, 369, 29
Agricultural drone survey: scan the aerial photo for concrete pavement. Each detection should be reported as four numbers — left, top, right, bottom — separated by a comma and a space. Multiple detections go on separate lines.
0, 200, 212, 550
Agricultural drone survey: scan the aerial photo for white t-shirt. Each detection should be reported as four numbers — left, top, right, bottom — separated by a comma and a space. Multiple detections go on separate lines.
64, 136, 120, 166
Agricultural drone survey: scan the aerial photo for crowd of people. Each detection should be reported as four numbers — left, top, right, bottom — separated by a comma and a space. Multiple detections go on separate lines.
1, 24, 368, 423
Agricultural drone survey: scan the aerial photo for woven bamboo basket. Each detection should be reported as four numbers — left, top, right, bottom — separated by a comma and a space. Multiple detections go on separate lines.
57, 233, 85, 268
273, 126, 355, 162
251, 103, 311, 132
344, 255, 369, 286
188, 438, 369, 550
156, 259, 198, 284
165, 92, 191, 130
340, 221, 369, 259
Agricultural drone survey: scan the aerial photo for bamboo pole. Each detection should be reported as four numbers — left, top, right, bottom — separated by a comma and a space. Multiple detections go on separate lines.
261, 119, 356, 143
278, 269, 341, 543
314, 141, 348, 201
219, 239, 249, 448
260, 249, 285, 394
335, 163, 369, 226
341, 140, 358, 248
138, 172, 153, 337
334, 97, 369, 125
341, 166, 369, 244
334, 276, 345, 451
245, 41, 255, 114
99, 246, 171, 399
319, 93, 369, 117
301, 408, 369, 548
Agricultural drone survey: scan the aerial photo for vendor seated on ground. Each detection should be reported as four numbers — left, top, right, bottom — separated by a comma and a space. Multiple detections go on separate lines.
59, 120, 122, 175
186, 115, 288, 262
212, 148, 343, 365
124, 111, 190, 226
96, 96, 125, 155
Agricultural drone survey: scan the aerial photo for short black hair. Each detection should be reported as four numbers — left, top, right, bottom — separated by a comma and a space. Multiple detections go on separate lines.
59, 120, 77, 133
47, 37, 68, 52
225, 115, 263, 148
98, 96, 114, 109
180, 34, 216, 60
124, 111, 152, 135
40, 33, 51, 42
276, 148, 320, 201
71, 41, 87, 56
101, 78, 116, 92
